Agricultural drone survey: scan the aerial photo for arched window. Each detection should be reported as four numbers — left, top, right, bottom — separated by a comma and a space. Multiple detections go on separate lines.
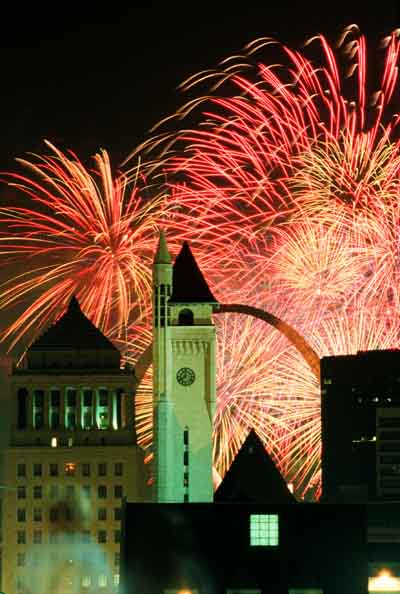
178, 308, 194, 326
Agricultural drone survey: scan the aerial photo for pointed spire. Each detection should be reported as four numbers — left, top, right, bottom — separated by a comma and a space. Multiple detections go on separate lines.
68, 295, 81, 312
169, 241, 217, 303
154, 230, 172, 265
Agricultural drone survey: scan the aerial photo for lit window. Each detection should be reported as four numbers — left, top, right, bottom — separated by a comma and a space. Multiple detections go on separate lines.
114, 574, 120, 586
99, 575, 107, 588
82, 576, 91, 588
68, 437, 73, 447
51, 437, 57, 448
250, 514, 279, 546
65, 462, 76, 475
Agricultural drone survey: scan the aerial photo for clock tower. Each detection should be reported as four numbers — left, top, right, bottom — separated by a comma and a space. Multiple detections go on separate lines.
152, 232, 217, 502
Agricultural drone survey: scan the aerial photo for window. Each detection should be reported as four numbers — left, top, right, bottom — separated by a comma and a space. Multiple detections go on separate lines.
114, 552, 120, 566
17, 463, 26, 478
51, 412, 60, 428
250, 514, 279, 546
17, 552, 26, 567
49, 532, 58, 544
51, 437, 58, 448
114, 485, 123, 498
50, 390, 60, 407
17, 530, 26, 544
33, 486, 42, 499
50, 485, 59, 499
114, 507, 121, 521
98, 485, 107, 498
82, 485, 91, 498
34, 412, 44, 429
99, 389, 108, 407
65, 462, 76, 475
114, 530, 121, 544
67, 390, 77, 407
33, 463, 42, 477
82, 463, 90, 477
82, 576, 91, 588
99, 575, 107, 588
34, 390, 44, 407
114, 575, 120, 586
32, 552, 40, 567
82, 531, 91, 543
67, 412, 76, 428
66, 485, 75, 498
98, 463, 107, 477
66, 507, 74, 521
83, 412, 92, 429
50, 463, 58, 477
33, 508, 42, 522
83, 390, 93, 406
17, 486, 26, 499
98, 530, 107, 544
17, 509, 26, 522
33, 530, 42, 544
50, 508, 59, 522
178, 308, 194, 325
98, 508, 107, 521
115, 463, 123, 476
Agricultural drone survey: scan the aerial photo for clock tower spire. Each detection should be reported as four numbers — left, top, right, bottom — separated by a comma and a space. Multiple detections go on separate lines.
152, 236, 217, 502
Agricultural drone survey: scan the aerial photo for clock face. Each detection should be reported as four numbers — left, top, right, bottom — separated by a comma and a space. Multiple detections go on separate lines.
176, 367, 196, 386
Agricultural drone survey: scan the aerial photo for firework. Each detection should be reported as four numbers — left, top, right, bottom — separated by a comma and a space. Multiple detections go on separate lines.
0, 141, 170, 349
127, 26, 400, 497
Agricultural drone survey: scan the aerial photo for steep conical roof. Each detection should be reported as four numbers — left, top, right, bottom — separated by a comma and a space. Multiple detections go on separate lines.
29, 296, 118, 351
169, 242, 217, 304
154, 230, 172, 265
214, 429, 296, 504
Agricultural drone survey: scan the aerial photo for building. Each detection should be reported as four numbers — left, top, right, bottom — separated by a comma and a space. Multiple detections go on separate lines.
1, 297, 147, 594
152, 234, 217, 502
120, 502, 368, 594
321, 349, 400, 503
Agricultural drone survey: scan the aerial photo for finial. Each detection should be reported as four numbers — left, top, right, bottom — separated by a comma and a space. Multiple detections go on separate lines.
154, 229, 172, 264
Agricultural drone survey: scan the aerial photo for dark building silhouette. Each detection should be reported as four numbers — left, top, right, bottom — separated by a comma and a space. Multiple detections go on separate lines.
120, 502, 368, 594
215, 429, 296, 504
321, 349, 400, 503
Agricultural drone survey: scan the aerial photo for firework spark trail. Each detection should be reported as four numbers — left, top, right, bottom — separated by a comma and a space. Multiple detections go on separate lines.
122, 27, 400, 497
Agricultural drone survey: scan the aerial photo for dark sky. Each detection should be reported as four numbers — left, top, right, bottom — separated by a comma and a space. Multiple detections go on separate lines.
0, 1, 398, 170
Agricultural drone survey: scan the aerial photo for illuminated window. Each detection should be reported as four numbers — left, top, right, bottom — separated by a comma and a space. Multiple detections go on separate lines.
114, 574, 120, 586
51, 437, 57, 448
82, 576, 91, 588
99, 575, 107, 587
250, 514, 279, 546
65, 462, 76, 475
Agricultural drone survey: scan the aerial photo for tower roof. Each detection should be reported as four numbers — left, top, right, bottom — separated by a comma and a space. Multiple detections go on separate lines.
214, 429, 296, 504
154, 229, 172, 265
169, 241, 217, 304
29, 296, 118, 352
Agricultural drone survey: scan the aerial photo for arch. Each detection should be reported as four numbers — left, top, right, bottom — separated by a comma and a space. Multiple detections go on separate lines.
134, 302, 320, 384
178, 308, 194, 325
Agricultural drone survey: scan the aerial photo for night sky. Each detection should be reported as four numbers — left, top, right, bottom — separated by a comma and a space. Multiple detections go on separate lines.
0, 1, 398, 171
